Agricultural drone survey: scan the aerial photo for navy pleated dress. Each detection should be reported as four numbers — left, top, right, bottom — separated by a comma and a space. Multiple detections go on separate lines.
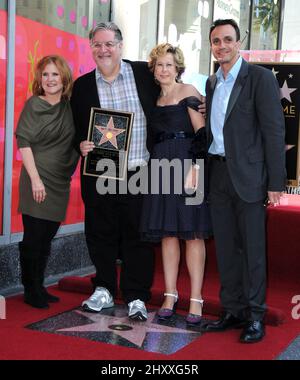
140, 96, 212, 242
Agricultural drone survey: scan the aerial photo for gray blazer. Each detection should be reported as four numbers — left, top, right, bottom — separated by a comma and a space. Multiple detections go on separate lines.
206, 58, 286, 203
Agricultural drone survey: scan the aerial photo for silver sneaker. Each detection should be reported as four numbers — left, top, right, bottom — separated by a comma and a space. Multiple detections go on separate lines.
128, 299, 147, 321
82, 287, 114, 312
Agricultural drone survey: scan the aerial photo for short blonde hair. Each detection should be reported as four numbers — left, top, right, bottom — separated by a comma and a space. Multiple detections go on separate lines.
148, 43, 185, 81
32, 55, 73, 99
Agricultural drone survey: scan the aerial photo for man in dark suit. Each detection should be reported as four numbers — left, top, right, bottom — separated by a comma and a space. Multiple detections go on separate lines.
71, 22, 160, 321
203, 19, 286, 342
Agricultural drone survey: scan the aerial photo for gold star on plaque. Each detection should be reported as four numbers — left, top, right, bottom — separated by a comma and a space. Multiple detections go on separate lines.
95, 117, 125, 149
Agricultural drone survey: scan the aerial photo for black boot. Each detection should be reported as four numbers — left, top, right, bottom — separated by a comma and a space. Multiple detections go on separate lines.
38, 246, 60, 303
19, 242, 49, 309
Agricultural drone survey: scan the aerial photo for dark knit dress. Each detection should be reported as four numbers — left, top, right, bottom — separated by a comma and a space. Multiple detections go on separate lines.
16, 96, 79, 222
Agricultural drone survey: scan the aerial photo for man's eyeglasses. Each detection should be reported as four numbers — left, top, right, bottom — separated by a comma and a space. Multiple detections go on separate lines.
90, 41, 120, 49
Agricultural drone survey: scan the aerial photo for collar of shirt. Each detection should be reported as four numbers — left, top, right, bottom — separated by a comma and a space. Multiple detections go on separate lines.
95, 60, 126, 82
216, 55, 243, 83
208, 56, 243, 156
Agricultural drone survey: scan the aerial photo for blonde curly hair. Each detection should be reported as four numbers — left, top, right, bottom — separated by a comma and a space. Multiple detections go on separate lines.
148, 43, 185, 82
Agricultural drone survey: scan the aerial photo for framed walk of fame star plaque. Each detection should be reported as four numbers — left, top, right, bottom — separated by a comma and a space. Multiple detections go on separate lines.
83, 107, 134, 180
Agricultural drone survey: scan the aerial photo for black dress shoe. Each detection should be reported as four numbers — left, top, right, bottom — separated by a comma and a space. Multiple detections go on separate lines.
240, 320, 265, 343
42, 288, 60, 303
24, 290, 49, 309
203, 312, 246, 332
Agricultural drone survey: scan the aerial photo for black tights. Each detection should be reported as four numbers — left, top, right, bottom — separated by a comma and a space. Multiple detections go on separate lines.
22, 214, 60, 256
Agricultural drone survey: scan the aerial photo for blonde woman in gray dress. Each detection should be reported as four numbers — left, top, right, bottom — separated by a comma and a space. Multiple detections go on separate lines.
16, 55, 78, 309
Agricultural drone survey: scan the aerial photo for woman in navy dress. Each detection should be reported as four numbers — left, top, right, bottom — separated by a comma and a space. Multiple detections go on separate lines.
141, 43, 211, 324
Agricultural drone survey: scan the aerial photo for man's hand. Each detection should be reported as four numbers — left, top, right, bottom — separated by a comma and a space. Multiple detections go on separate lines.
80, 140, 95, 157
198, 95, 206, 118
267, 191, 284, 206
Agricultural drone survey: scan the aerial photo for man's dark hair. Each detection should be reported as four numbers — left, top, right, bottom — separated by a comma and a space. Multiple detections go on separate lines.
209, 19, 240, 42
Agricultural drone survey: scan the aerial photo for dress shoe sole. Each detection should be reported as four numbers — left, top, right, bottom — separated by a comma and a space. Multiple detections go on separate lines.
203, 321, 247, 332
42, 289, 60, 303
46, 296, 60, 303
24, 300, 49, 309
239, 332, 265, 344
186, 321, 202, 327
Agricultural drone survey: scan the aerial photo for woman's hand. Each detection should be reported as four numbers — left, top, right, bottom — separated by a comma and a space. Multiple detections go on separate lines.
80, 140, 95, 157
31, 177, 46, 203
184, 165, 199, 192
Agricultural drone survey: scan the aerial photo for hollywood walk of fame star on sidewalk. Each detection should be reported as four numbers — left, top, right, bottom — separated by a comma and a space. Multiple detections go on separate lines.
58, 310, 198, 348
95, 117, 125, 149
